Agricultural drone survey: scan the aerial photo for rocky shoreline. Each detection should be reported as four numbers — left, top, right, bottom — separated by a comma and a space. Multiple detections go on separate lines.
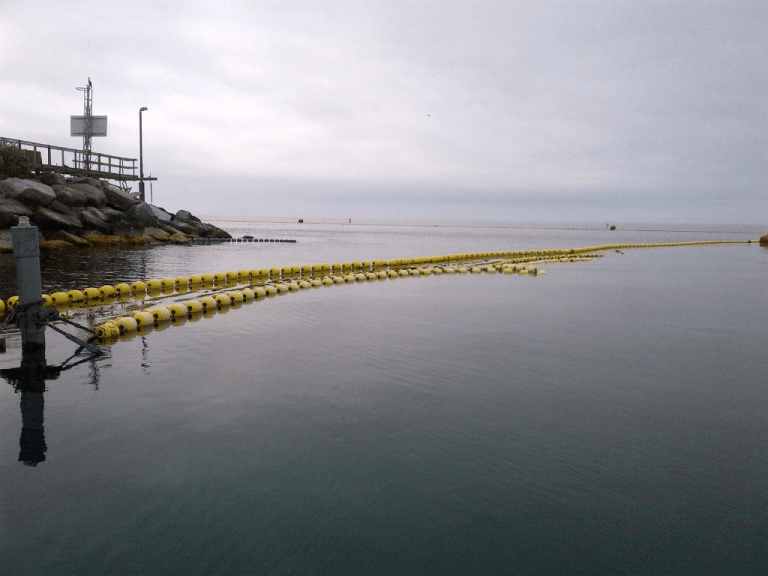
0, 173, 230, 253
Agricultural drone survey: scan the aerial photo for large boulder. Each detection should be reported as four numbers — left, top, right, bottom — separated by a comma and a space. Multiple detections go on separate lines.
208, 225, 231, 239
72, 177, 104, 188
32, 206, 83, 233
52, 184, 88, 208
103, 184, 138, 211
46, 230, 93, 247
0, 197, 34, 228
0, 178, 56, 207
124, 202, 160, 228
167, 220, 201, 236
39, 172, 68, 186
110, 221, 146, 237
150, 205, 173, 222
144, 226, 171, 241
174, 209, 201, 223
68, 182, 107, 208
79, 207, 111, 233
100, 207, 127, 222
47, 200, 77, 217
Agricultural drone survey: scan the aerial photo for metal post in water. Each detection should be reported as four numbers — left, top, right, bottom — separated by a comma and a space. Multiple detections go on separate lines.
11, 216, 45, 354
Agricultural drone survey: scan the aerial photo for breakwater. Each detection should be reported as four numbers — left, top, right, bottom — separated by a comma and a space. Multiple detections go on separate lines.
0, 174, 230, 252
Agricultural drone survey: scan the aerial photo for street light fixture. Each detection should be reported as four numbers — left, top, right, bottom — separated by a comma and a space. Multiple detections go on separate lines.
139, 107, 148, 202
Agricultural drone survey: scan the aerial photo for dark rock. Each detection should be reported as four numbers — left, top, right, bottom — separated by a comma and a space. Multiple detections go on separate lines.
103, 184, 138, 211
760, 233, 768, 246
0, 197, 34, 228
69, 182, 107, 208
39, 172, 68, 186
100, 207, 127, 222
72, 177, 104, 188
0, 178, 56, 207
144, 227, 171, 241
167, 220, 200, 236
150, 205, 173, 222
208, 225, 232, 239
110, 221, 146, 237
125, 202, 160, 228
32, 206, 83, 233
16, 187, 56, 208
48, 200, 76, 216
52, 184, 88, 208
46, 230, 92, 247
157, 222, 179, 235
174, 209, 201, 223
79, 207, 111, 233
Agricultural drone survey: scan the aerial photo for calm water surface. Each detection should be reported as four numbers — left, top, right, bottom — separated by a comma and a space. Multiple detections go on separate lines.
1, 222, 766, 574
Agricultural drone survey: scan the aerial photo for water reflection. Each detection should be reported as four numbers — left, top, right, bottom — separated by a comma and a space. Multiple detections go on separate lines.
0, 247, 150, 300
1, 346, 103, 466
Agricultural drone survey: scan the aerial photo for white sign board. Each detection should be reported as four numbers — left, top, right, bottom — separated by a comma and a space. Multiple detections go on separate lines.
70, 115, 108, 137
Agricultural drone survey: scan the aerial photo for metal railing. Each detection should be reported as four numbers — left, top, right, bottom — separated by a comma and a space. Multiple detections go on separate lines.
1, 137, 138, 181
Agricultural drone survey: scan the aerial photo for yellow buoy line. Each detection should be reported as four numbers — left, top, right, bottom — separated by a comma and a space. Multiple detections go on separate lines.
0, 240, 751, 342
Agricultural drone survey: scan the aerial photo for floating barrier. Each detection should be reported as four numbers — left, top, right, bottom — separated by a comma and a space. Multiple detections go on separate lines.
1, 239, 755, 337
190, 237, 297, 244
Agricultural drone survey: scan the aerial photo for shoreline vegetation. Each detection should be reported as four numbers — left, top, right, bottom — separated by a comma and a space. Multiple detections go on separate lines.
0, 157, 231, 254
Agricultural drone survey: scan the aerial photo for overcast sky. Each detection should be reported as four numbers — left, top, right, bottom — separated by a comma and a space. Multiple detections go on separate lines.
1, 0, 765, 223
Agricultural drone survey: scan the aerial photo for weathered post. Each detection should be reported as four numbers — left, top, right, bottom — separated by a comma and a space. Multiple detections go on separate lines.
10, 216, 48, 465
11, 216, 45, 353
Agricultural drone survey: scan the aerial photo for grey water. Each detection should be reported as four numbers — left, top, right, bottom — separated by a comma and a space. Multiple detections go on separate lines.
1, 221, 766, 574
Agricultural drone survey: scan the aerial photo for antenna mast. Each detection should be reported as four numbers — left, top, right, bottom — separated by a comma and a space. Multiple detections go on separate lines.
76, 78, 93, 170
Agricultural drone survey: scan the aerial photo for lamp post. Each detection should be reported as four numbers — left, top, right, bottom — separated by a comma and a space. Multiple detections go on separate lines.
139, 107, 148, 202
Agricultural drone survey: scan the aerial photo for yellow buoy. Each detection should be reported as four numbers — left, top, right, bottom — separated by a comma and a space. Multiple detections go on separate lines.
133, 311, 155, 327
116, 316, 138, 334
83, 287, 102, 300
115, 283, 132, 296
254, 287, 267, 298
6, 296, 19, 310
269, 267, 281, 280
188, 275, 203, 285
238, 270, 251, 282
175, 276, 189, 289
168, 303, 188, 318
185, 300, 204, 314
275, 283, 289, 293
227, 290, 245, 304
146, 279, 162, 291
214, 294, 231, 307
322, 277, 334, 286
150, 307, 171, 322
213, 272, 227, 284
99, 285, 117, 298
50, 292, 69, 306
96, 321, 120, 339
388, 270, 398, 278
160, 278, 175, 290
200, 296, 218, 310
67, 289, 85, 302
264, 285, 278, 296
242, 288, 256, 301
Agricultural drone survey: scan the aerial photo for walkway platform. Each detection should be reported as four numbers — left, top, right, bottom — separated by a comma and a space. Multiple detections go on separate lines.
1, 137, 156, 185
